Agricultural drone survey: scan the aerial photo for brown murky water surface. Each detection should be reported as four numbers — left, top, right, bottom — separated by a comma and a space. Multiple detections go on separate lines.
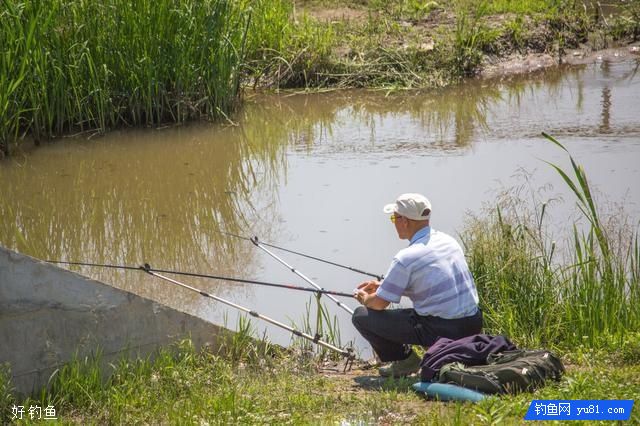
1, 59, 639, 355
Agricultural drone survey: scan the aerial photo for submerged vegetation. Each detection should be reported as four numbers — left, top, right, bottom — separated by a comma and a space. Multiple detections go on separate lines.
2, 0, 639, 154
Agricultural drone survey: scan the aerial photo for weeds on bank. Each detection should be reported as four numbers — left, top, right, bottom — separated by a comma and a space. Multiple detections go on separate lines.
0, 315, 409, 424
609, 0, 640, 41
463, 134, 640, 350
0, 364, 16, 422
295, 296, 347, 359
245, 0, 335, 88
451, 1, 502, 77
285, 0, 603, 89
1, 320, 314, 424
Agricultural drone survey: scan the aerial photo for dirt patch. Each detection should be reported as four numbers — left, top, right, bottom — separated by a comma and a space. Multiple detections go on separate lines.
320, 360, 430, 423
300, 6, 368, 22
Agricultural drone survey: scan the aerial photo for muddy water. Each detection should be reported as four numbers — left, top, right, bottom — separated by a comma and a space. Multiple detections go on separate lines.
1, 59, 639, 357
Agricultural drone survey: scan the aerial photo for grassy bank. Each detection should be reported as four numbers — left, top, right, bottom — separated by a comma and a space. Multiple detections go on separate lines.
1, 332, 638, 424
2, 1, 638, 155
250, 0, 640, 88
463, 134, 640, 351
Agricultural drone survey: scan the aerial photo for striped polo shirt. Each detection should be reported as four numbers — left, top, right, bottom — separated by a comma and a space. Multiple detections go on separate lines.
376, 226, 479, 319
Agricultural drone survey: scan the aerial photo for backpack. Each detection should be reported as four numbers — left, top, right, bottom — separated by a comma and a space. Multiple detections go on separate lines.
437, 349, 565, 394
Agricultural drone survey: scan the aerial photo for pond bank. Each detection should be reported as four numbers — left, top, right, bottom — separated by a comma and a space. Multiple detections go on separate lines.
256, 0, 640, 88
2, 1, 639, 155
2, 336, 639, 424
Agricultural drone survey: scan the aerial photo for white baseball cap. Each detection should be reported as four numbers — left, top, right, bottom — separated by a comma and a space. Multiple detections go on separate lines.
383, 193, 432, 221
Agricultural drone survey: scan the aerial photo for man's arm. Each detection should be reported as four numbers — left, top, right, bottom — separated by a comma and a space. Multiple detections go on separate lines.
354, 281, 391, 310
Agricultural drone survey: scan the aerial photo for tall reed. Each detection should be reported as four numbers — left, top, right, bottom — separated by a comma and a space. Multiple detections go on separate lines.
296, 298, 346, 360
542, 132, 639, 345
463, 134, 640, 349
0, 0, 271, 154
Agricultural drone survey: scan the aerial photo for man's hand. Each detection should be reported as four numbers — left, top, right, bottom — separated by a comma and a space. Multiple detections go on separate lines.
353, 280, 389, 310
354, 288, 371, 304
357, 280, 380, 294
353, 280, 380, 304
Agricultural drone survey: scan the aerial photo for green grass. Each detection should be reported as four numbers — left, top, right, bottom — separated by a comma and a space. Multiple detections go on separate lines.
0, 321, 374, 424
0, 364, 16, 422
610, 0, 640, 41
1, 334, 638, 424
244, 3, 335, 88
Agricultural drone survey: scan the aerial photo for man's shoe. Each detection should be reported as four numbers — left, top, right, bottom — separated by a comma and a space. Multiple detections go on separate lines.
378, 351, 422, 378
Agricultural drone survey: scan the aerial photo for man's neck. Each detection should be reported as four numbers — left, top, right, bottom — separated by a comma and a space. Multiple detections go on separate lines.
408, 223, 430, 242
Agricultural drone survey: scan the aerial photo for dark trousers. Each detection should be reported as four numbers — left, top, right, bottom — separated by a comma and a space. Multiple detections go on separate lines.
352, 306, 483, 362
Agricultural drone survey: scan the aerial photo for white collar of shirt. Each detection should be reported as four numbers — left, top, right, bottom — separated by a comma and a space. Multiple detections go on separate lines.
409, 226, 431, 245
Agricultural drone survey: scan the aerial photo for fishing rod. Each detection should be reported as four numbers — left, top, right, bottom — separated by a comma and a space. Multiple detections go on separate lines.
44, 260, 354, 298
220, 231, 383, 281
141, 264, 355, 360
249, 236, 355, 315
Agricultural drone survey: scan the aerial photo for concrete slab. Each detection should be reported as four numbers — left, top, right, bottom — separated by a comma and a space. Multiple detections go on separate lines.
0, 246, 225, 395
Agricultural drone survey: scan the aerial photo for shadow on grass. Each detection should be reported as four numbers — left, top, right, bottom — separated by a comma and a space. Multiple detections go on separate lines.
353, 375, 418, 392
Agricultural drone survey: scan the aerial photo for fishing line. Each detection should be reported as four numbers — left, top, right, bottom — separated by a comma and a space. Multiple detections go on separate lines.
219, 230, 383, 280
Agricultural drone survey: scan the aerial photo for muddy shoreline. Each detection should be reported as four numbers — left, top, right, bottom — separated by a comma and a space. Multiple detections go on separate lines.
481, 44, 639, 79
